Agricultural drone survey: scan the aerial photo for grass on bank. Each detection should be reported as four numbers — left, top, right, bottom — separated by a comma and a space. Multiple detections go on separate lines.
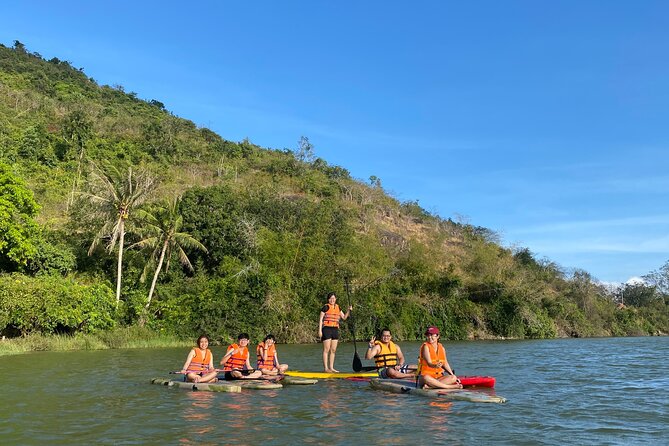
0, 326, 191, 356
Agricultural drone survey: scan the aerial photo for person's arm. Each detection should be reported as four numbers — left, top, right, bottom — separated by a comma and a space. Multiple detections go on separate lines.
318, 311, 325, 336
207, 351, 215, 371
340, 306, 352, 320
181, 349, 196, 372
258, 344, 268, 363
220, 347, 234, 366
442, 349, 456, 377
396, 345, 405, 367
365, 336, 380, 360
422, 344, 442, 368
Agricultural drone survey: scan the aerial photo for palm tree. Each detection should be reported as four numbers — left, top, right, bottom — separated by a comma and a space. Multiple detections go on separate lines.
82, 163, 156, 303
130, 196, 207, 308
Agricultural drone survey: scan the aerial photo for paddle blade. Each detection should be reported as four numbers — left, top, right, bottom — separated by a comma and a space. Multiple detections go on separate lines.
352, 352, 363, 372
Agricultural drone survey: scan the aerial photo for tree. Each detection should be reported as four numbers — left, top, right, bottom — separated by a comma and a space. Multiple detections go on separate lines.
295, 136, 315, 163
0, 163, 40, 270
617, 282, 658, 307
129, 196, 207, 308
62, 110, 93, 208
81, 163, 156, 303
644, 261, 669, 296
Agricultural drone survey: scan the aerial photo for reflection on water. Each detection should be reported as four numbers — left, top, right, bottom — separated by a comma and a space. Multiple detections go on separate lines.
429, 401, 453, 410
1, 337, 668, 445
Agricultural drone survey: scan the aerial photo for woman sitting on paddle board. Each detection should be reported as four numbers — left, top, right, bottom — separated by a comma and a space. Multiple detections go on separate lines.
418, 326, 462, 390
256, 334, 289, 376
220, 333, 262, 380
318, 292, 352, 373
180, 335, 219, 383
365, 328, 415, 379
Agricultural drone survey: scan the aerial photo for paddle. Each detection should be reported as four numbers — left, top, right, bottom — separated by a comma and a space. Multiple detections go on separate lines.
171, 368, 257, 374
345, 276, 363, 372
358, 365, 420, 372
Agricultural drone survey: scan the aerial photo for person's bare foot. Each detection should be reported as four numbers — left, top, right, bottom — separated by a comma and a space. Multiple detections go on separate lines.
331, 368, 339, 373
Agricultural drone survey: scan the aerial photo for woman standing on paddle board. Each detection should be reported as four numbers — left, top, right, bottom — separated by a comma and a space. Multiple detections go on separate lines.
318, 292, 352, 372
180, 335, 219, 383
418, 326, 462, 390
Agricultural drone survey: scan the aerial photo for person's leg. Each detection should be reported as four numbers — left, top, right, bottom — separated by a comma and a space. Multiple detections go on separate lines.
278, 363, 288, 373
322, 339, 332, 372
420, 375, 462, 389
386, 368, 403, 379
329, 339, 339, 372
437, 374, 462, 387
244, 369, 262, 379
387, 366, 416, 379
200, 370, 219, 383
261, 368, 278, 376
185, 372, 200, 382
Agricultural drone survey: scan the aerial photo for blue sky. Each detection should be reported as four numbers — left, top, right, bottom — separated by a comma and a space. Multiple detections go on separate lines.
2, 1, 668, 283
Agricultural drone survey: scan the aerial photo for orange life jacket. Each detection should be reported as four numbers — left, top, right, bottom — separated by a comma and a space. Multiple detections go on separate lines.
374, 341, 399, 367
224, 343, 249, 371
418, 342, 446, 378
256, 342, 277, 370
187, 348, 212, 372
322, 303, 341, 328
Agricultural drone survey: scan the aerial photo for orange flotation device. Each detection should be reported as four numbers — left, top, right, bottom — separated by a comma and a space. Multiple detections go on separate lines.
224, 343, 249, 371
374, 341, 399, 367
256, 342, 277, 370
418, 342, 446, 379
187, 348, 212, 372
322, 303, 341, 328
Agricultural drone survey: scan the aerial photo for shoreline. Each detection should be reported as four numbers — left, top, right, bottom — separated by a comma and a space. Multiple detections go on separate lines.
1, 327, 665, 357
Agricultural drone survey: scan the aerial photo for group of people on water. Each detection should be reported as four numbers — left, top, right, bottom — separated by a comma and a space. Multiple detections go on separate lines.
181, 333, 288, 383
181, 292, 462, 390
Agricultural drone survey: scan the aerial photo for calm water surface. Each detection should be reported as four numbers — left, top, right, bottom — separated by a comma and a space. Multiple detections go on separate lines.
1, 337, 668, 445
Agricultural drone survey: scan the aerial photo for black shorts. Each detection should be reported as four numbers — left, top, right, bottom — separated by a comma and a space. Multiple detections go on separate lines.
224, 370, 254, 381
321, 326, 339, 341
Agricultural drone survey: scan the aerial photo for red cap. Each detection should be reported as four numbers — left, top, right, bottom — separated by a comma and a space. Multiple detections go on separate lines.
425, 326, 440, 335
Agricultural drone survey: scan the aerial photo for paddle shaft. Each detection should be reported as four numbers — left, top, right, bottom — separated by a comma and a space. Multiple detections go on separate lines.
344, 276, 363, 372
359, 365, 457, 377
172, 368, 256, 374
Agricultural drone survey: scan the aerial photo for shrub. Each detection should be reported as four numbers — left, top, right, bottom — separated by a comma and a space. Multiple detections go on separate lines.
0, 274, 116, 336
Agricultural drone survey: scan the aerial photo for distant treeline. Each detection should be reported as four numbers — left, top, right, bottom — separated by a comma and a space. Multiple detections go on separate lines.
1, 41, 668, 346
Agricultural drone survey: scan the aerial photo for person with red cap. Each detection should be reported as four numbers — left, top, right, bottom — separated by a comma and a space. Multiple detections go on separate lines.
417, 326, 462, 390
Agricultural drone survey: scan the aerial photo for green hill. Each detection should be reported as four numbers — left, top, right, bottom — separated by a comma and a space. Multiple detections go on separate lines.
1, 41, 667, 346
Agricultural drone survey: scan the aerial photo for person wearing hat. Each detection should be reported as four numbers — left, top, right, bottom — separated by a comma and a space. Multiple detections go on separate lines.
418, 326, 462, 390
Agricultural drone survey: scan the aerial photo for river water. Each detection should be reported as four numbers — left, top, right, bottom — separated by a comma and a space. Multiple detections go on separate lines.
1, 337, 667, 445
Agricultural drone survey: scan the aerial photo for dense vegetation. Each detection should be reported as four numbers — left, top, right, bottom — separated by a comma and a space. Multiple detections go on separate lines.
1, 41, 668, 348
